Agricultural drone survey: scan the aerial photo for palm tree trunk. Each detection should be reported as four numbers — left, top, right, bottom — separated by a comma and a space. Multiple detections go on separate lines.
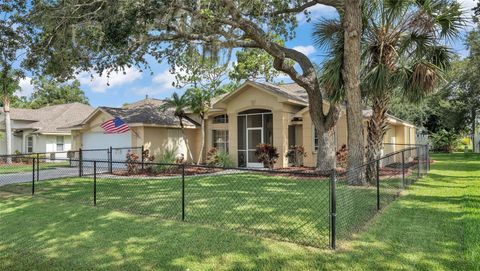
343, 0, 366, 185
197, 117, 205, 165
3, 96, 12, 164
366, 96, 389, 183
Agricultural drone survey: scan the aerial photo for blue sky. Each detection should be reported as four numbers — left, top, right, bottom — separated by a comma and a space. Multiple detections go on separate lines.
16, 0, 477, 108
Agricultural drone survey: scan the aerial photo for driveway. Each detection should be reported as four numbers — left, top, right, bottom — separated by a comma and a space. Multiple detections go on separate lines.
0, 166, 111, 187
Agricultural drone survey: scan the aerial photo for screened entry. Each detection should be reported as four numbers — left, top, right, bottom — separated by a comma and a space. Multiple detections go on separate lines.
237, 109, 273, 167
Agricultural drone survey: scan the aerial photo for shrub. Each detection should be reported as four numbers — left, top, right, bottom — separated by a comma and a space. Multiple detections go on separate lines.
286, 145, 307, 167
336, 144, 348, 168
125, 151, 140, 174
141, 149, 155, 172
431, 129, 460, 153
206, 147, 233, 168
255, 143, 279, 169
154, 148, 177, 173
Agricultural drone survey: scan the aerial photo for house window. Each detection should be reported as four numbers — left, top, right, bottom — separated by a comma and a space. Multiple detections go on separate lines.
212, 114, 229, 124
27, 136, 33, 153
56, 136, 64, 152
213, 130, 229, 153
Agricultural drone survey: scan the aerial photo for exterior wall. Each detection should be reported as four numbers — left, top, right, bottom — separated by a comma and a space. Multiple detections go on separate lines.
208, 85, 303, 168
143, 126, 200, 163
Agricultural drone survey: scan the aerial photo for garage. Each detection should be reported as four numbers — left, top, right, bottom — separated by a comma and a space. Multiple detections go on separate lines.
81, 131, 132, 161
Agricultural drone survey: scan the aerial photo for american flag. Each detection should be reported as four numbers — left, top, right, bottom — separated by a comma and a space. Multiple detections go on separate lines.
100, 117, 130, 134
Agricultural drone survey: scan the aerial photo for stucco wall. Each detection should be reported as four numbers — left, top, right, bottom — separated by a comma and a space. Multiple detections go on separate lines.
209, 85, 303, 168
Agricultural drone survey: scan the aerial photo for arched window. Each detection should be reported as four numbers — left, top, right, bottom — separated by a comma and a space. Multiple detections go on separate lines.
212, 114, 229, 124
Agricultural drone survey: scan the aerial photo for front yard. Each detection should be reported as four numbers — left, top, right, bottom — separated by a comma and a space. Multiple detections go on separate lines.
0, 153, 478, 270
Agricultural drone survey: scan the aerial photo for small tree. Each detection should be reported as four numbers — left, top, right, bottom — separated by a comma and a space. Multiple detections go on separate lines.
159, 93, 194, 163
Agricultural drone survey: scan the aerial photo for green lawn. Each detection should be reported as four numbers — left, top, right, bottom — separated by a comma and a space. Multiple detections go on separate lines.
0, 161, 70, 174
0, 153, 477, 270
0, 171, 407, 248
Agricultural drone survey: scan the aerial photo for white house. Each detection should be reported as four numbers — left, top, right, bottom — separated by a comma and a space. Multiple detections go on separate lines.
0, 103, 95, 158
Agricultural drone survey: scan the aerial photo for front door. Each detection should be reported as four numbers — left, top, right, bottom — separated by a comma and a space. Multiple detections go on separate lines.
246, 127, 263, 168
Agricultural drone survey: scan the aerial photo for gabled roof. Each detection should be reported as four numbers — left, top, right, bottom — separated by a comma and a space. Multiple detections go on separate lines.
81, 98, 198, 128
213, 81, 309, 106
1, 103, 95, 134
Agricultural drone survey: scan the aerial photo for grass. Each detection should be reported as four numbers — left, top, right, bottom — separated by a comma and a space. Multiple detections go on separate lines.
0, 153, 477, 270
0, 161, 70, 174
0, 171, 408, 247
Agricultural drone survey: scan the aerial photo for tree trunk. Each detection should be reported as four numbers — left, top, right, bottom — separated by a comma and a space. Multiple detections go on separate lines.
315, 125, 336, 173
366, 96, 389, 183
197, 117, 205, 164
343, 0, 365, 185
3, 96, 12, 164
471, 108, 476, 153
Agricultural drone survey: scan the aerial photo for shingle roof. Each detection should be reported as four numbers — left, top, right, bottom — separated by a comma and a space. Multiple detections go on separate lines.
99, 98, 198, 127
249, 81, 309, 103
1, 103, 95, 133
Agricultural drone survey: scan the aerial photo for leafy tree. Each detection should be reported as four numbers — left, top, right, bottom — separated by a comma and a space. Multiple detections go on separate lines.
1, 1, 32, 159
159, 92, 194, 163
27, 77, 89, 109
229, 48, 281, 83
29, 0, 364, 172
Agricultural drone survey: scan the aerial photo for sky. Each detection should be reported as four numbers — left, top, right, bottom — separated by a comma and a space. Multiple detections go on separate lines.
15, 0, 478, 108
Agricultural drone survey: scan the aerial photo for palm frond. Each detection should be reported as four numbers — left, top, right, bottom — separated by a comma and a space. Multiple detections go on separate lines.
313, 18, 342, 50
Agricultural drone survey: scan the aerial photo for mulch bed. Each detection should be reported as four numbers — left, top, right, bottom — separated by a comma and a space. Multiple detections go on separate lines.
112, 166, 223, 177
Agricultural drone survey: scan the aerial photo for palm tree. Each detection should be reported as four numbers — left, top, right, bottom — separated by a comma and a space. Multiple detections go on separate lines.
1, 71, 21, 163
315, 0, 464, 181
186, 88, 211, 165
159, 92, 194, 163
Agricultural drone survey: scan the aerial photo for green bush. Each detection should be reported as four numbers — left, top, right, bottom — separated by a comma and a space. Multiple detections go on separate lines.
154, 148, 177, 173
206, 148, 233, 168
431, 130, 460, 153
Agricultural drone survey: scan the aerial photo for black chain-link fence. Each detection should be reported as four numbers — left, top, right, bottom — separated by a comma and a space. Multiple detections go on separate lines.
0, 145, 429, 249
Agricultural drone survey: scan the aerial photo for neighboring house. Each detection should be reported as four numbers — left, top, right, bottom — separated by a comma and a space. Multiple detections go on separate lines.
203, 81, 417, 168
70, 98, 201, 162
71, 81, 416, 168
0, 103, 95, 158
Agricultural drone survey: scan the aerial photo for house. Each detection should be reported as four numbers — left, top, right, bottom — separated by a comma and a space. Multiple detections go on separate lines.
0, 103, 95, 158
69, 98, 201, 161
72, 81, 416, 168
203, 81, 416, 168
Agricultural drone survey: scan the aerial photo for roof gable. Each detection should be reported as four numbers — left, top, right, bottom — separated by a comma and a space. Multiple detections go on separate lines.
213, 81, 309, 107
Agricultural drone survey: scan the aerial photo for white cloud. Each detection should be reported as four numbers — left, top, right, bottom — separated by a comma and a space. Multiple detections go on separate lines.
292, 45, 316, 56
15, 77, 35, 97
152, 69, 177, 90
77, 67, 143, 93
296, 4, 337, 24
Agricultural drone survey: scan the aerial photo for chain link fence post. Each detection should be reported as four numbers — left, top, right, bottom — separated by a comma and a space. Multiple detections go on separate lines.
32, 158, 35, 195
141, 145, 145, 172
417, 146, 420, 180
330, 169, 337, 249
402, 150, 405, 188
109, 146, 113, 174
93, 161, 97, 206
376, 159, 380, 211
181, 164, 186, 222
79, 148, 83, 177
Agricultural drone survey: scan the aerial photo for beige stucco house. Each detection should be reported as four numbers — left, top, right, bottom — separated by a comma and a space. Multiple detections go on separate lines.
70, 98, 202, 162
203, 81, 416, 168
71, 81, 416, 168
